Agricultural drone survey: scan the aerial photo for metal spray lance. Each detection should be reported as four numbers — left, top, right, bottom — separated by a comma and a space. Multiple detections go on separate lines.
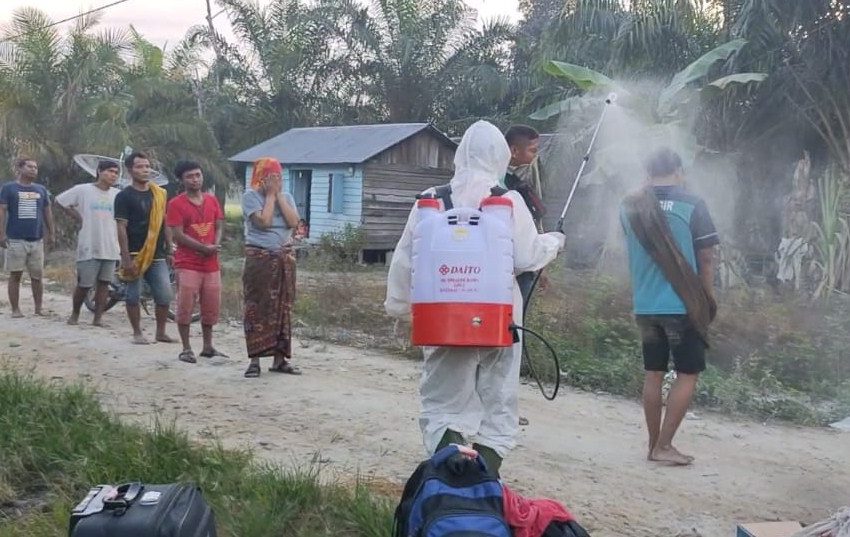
555, 92, 617, 233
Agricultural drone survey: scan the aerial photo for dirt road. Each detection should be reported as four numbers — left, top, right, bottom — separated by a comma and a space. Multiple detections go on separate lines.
1, 291, 847, 537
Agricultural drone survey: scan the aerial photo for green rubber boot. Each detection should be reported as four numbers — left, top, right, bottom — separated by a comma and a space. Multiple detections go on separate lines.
436, 429, 465, 451
472, 443, 502, 478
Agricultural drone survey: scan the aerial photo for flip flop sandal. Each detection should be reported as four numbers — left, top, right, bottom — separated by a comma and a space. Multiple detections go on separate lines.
269, 362, 302, 375
199, 349, 229, 358
244, 363, 261, 378
178, 350, 197, 364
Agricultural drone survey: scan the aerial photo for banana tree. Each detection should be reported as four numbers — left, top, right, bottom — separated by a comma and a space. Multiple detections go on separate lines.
530, 38, 765, 175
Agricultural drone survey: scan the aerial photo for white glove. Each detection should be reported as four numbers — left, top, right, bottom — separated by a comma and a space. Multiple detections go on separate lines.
547, 231, 566, 251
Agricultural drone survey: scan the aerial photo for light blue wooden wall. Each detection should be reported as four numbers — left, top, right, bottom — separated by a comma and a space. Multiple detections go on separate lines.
306, 165, 362, 242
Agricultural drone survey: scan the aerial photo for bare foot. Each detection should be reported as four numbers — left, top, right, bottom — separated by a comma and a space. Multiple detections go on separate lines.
92, 318, 107, 327
11, 310, 24, 318
647, 439, 661, 461
155, 334, 177, 343
34, 310, 46, 316
132, 334, 151, 345
67, 315, 79, 325
650, 445, 694, 466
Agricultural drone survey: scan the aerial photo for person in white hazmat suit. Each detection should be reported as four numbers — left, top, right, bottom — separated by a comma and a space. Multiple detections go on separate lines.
385, 120, 565, 475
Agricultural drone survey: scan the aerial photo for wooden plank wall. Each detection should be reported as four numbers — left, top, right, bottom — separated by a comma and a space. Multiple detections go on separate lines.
362, 163, 453, 249
371, 131, 455, 169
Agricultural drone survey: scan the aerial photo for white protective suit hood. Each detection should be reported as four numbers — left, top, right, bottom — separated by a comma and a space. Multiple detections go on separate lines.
449, 120, 511, 208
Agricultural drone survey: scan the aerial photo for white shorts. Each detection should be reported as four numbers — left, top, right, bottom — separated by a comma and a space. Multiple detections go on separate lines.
4, 239, 44, 278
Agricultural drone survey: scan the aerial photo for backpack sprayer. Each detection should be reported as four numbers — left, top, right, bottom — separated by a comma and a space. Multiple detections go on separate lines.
409, 94, 615, 399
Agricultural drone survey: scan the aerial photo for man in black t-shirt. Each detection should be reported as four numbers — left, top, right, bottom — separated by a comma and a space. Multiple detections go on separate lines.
114, 151, 174, 345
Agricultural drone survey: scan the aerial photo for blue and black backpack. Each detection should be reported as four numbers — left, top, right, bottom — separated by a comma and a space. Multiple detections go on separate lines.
393, 445, 510, 537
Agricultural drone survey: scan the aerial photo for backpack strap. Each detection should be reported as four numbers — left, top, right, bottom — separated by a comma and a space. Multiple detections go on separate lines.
434, 184, 453, 211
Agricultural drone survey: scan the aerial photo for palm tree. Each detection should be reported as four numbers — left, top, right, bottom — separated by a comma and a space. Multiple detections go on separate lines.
0, 8, 232, 193
344, 0, 516, 126
0, 8, 129, 187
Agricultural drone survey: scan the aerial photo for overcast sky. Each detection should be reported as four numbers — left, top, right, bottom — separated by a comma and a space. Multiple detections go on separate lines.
3, 0, 521, 48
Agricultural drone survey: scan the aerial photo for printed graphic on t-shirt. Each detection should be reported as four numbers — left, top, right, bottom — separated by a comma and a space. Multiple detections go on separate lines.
90, 197, 114, 219
191, 222, 213, 238
17, 191, 41, 219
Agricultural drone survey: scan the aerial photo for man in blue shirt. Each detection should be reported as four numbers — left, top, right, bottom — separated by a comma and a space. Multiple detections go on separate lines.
0, 158, 55, 317
621, 148, 719, 466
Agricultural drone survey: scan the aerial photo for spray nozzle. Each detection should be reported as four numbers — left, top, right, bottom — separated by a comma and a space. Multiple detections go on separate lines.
605, 92, 617, 105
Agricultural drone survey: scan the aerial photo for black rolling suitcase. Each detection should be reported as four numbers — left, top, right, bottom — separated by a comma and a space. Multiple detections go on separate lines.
69, 482, 216, 536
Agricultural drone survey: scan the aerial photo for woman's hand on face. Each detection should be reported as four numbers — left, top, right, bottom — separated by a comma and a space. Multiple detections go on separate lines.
268, 173, 283, 195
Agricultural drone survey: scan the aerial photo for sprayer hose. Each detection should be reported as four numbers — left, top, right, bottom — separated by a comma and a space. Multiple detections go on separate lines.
515, 269, 561, 400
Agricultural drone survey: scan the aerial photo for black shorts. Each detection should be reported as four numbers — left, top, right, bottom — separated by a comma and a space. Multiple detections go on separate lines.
635, 315, 706, 374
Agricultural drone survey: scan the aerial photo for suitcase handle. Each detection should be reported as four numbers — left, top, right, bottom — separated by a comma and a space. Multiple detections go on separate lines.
103, 482, 144, 511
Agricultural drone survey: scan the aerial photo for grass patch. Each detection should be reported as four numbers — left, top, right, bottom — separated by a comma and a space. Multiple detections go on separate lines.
0, 370, 393, 536
224, 202, 243, 223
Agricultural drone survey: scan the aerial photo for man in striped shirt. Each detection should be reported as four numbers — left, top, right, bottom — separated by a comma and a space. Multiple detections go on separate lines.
0, 158, 54, 318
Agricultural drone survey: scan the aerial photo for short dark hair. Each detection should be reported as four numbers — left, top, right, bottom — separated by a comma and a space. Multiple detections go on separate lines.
173, 160, 202, 180
124, 151, 149, 169
97, 160, 119, 173
15, 157, 36, 169
645, 148, 683, 178
505, 125, 540, 147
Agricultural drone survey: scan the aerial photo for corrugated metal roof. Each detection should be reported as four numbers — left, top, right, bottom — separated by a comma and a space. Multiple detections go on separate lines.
229, 123, 455, 164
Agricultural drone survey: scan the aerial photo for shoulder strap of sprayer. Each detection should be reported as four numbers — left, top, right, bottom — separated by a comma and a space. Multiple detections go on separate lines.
416, 185, 507, 212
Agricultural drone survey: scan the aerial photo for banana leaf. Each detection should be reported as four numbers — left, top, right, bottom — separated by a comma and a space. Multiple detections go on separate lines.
658, 38, 748, 115
543, 61, 617, 92
705, 72, 767, 91
529, 95, 587, 121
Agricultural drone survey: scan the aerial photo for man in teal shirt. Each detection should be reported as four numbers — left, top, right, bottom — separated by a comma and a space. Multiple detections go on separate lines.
621, 148, 719, 466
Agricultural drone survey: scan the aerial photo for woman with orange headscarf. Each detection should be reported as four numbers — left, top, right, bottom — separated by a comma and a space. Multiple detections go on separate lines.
241, 157, 301, 378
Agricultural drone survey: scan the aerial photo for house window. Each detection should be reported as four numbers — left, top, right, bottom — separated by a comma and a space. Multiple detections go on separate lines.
328, 173, 345, 214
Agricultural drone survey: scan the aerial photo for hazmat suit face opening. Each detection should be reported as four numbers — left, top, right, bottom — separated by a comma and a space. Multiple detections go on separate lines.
449, 121, 511, 208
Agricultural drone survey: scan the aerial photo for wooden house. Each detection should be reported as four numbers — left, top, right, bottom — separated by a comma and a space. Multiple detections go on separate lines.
229, 123, 457, 259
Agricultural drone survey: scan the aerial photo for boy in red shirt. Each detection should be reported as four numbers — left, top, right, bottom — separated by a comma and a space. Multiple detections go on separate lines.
166, 161, 226, 363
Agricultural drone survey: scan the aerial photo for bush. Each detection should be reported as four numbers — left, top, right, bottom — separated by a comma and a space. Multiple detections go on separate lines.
315, 224, 366, 268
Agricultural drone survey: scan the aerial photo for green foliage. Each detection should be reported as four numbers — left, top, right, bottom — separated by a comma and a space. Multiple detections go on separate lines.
810, 167, 850, 298
543, 61, 618, 92
705, 72, 768, 91
314, 224, 367, 269
0, 8, 233, 193
0, 370, 393, 536
535, 38, 763, 121
657, 38, 750, 115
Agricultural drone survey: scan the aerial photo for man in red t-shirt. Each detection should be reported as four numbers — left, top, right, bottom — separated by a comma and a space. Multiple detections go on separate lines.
166, 161, 225, 363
